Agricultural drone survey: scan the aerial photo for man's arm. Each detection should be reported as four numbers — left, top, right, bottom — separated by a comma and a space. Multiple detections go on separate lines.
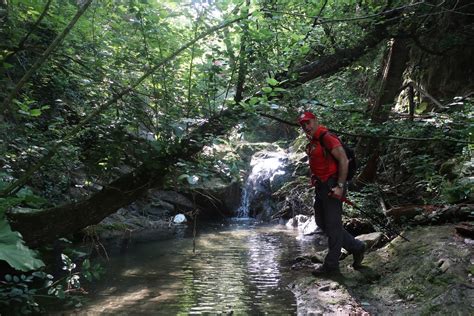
330, 146, 349, 197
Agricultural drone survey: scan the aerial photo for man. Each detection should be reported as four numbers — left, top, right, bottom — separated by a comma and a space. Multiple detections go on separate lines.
298, 111, 365, 276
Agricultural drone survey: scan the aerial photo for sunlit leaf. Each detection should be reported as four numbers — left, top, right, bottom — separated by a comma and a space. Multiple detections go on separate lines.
29, 109, 42, 117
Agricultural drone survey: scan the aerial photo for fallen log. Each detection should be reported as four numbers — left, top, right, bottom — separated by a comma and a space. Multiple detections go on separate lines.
386, 204, 473, 224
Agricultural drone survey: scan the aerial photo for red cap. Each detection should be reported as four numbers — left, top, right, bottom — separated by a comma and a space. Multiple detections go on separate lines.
297, 111, 316, 124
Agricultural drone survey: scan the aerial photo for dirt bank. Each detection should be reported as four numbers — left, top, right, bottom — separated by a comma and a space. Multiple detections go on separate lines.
291, 223, 474, 315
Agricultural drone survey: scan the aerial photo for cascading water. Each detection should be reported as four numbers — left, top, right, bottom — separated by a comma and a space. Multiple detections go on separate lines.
236, 150, 288, 218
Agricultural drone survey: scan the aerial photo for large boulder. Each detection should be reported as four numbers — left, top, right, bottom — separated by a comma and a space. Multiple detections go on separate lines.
148, 190, 194, 212
186, 178, 242, 218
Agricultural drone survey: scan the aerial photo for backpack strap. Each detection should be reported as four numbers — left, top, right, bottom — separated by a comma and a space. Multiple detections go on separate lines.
318, 131, 330, 158
318, 131, 329, 149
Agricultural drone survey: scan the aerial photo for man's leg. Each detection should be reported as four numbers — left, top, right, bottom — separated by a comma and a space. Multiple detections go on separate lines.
340, 228, 365, 268
320, 192, 343, 270
313, 193, 325, 232
342, 229, 364, 252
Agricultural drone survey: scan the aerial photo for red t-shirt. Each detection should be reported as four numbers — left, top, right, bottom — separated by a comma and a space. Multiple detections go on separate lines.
306, 126, 342, 182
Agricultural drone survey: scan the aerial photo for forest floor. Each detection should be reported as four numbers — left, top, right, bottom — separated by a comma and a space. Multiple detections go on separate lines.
290, 223, 474, 315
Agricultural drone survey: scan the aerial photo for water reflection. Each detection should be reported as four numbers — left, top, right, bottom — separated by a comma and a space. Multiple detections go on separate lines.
74, 221, 320, 315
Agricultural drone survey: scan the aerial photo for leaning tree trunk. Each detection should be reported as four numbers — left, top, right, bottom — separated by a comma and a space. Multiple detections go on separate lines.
7, 107, 245, 247
355, 38, 410, 185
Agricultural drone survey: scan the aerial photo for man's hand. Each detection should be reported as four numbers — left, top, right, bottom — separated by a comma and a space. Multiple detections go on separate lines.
329, 186, 344, 199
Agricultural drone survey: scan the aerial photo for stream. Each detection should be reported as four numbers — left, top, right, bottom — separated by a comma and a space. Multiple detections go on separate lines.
74, 219, 321, 315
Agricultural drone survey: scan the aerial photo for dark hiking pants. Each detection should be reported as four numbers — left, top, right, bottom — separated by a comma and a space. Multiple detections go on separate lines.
313, 177, 364, 270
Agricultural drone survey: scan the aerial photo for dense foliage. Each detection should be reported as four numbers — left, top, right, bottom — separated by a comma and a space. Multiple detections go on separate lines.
0, 0, 472, 312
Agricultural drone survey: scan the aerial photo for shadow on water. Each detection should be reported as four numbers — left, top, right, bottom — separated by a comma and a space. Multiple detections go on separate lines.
61, 219, 323, 315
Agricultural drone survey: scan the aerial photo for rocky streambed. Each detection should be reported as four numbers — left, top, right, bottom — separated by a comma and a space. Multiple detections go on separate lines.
290, 223, 474, 315
88, 200, 473, 315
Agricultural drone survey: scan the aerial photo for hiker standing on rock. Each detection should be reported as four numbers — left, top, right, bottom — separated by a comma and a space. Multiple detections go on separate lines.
298, 111, 365, 276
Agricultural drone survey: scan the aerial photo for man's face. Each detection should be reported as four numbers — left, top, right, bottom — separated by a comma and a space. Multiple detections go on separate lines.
300, 118, 318, 139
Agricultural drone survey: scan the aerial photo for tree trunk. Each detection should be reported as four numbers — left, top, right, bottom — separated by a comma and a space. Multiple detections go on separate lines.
408, 84, 415, 121
7, 107, 244, 247
355, 38, 410, 185
282, 5, 405, 87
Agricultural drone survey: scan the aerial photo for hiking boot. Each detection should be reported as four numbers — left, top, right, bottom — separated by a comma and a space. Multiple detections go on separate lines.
311, 265, 340, 277
352, 242, 366, 269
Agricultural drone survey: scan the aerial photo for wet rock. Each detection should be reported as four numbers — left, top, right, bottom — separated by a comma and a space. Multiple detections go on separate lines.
289, 152, 308, 176
286, 214, 309, 228
151, 200, 175, 211
149, 190, 194, 211
313, 250, 327, 263
190, 179, 241, 217
292, 253, 324, 268
437, 258, 452, 273
330, 282, 339, 290
235, 142, 281, 161
286, 215, 320, 235
455, 222, 474, 239
303, 216, 318, 235
344, 218, 375, 236
355, 232, 384, 249
319, 285, 331, 291
464, 238, 474, 245
173, 214, 187, 224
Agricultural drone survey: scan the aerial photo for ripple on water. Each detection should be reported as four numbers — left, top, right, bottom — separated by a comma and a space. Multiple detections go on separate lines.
71, 223, 319, 315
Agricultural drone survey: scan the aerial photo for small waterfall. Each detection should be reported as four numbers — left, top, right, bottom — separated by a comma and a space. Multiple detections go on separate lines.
236, 150, 287, 218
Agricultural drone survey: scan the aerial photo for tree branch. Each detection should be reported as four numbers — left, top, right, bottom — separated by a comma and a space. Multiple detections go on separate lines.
17, 0, 52, 51
1, 0, 93, 118
258, 112, 473, 144
0, 14, 247, 198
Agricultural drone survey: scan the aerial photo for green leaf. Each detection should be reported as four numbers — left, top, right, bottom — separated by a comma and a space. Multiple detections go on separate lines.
29, 109, 42, 117
82, 259, 90, 269
416, 102, 428, 114
0, 219, 45, 272
262, 87, 272, 93
249, 97, 260, 106
177, 174, 189, 181
300, 45, 310, 54
56, 287, 65, 299
2, 62, 14, 69
266, 78, 279, 86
